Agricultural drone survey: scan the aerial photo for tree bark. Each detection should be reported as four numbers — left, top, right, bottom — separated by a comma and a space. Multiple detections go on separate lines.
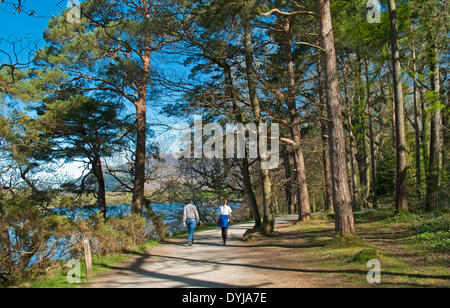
411, 24, 422, 198
356, 55, 369, 206
441, 65, 448, 172
132, 53, 150, 216
388, 0, 409, 213
320, 113, 334, 213
319, 0, 355, 235
389, 85, 398, 206
283, 17, 311, 221
345, 85, 360, 211
244, 19, 275, 234
420, 84, 429, 182
365, 59, 377, 208
318, 54, 333, 213
426, 40, 441, 211
290, 154, 299, 214
240, 158, 262, 228
93, 153, 107, 219
443, 100, 449, 174
281, 145, 294, 214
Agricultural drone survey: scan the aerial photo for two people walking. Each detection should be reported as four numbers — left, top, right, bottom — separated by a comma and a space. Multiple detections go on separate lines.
182, 199, 233, 246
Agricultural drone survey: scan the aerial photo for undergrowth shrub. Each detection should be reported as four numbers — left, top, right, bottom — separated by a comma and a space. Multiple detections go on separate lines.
412, 214, 450, 252
1, 198, 153, 287
414, 231, 450, 252
412, 215, 450, 234
383, 213, 422, 223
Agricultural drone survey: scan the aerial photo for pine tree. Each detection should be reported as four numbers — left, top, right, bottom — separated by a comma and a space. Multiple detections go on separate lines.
37, 91, 124, 219
35, 0, 177, 215
318, 0, 355, 235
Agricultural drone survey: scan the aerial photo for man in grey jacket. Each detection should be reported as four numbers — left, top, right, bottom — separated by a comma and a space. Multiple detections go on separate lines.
183, 200, 200, 246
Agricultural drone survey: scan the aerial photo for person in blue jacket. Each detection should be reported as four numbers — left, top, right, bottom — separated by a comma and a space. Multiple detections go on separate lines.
215, 199, 232, 246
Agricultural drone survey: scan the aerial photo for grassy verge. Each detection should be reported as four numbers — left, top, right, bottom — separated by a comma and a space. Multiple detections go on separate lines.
243, 208, 449, 287
17, 240, 160, 288
310, 209, 449, 287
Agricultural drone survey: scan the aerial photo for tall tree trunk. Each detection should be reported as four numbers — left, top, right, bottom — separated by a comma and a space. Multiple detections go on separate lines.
443, 100, 449, 174
365, 59, 377, 208
441, 66, 448, 171
283, 18, 311, 221
426, 40, 441, 211
411, 25, 422, 198
441, 62, 448, 172
132, 53, 150, 216
273, 193, 280, 215
319, 54, 334, 213
356, 55, 370, 206
321, 109, 334, 213
319, 0, 355, 235
345, 85, 360, 211
240, 158, 262, 228
388, 0, 408, 213
420, 84, 429, 183
355, 134, 369, 206
389, 85, 398, 206
93, 153, 107, 219
224, 64, 262, 229
291, 153, 299, 214
244, 19, 275, 234
281, 145, 294, 214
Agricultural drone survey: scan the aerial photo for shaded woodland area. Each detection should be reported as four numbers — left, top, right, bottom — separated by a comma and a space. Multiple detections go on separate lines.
0, 0, 448, 286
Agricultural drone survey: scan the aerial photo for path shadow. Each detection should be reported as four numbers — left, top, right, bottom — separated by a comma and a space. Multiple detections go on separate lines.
97, 253, 270, 288
146, 253, 450, 281
191, 240, 328, 249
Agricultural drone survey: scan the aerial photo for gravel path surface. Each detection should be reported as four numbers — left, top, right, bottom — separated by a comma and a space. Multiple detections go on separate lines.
89, 216, 298, 288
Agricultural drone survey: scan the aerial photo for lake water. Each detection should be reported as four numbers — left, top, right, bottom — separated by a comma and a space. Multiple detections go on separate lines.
52, 202, 241, 226
25, 202, 242, 265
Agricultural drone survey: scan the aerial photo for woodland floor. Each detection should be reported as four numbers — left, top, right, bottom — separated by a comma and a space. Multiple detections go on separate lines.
88, 211, 449, 288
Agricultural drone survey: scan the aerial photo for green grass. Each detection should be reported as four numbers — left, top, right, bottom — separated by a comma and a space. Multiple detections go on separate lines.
408, 213, 450, 252
307, 208, 449, 287
414, 231, 450, 252
20, 240, 160, 288
25, 254, 131, 288
349, 248, 378, 264
412, 215, 450, 233
352, 209, 450, 253
326, 235, 375, 249
353, 208, 394, 223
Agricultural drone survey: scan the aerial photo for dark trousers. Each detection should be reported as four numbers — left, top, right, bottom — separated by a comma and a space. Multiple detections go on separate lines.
221, 227, 228, 243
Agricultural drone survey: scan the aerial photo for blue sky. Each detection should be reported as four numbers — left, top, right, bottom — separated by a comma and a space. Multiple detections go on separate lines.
0, 1, 81, 178
0, 1, 189, 180
0, 1, 66, 48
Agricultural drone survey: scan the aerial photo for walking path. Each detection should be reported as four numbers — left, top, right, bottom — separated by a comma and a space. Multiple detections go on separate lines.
89, 216, 298, 288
